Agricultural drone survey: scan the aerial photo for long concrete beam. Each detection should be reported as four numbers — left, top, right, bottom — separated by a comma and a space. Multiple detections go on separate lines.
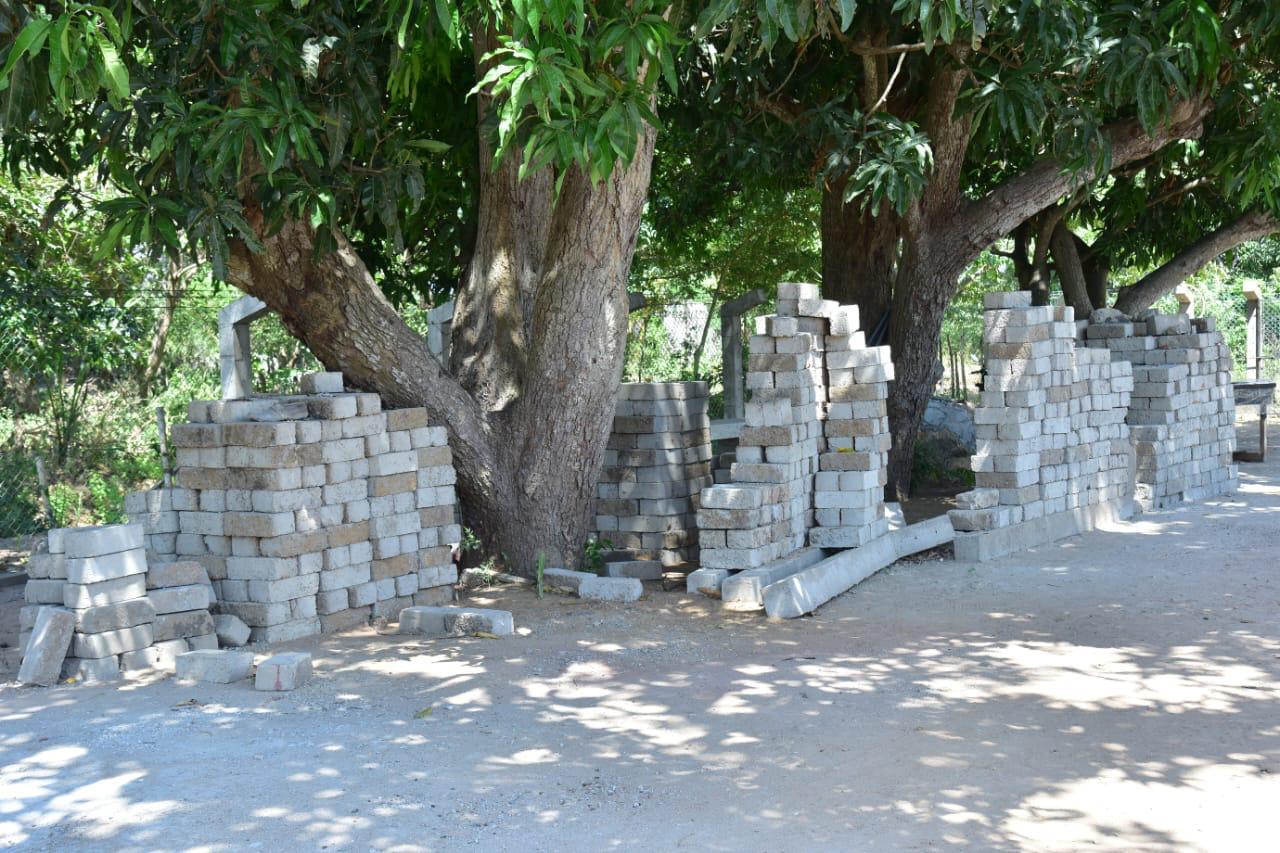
762, 516, 956, 619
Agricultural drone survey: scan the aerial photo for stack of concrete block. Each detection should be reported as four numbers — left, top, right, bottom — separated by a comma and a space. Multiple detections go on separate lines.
699, 283, 901, 572
19, 531, 69, 654
595, 381, 713, 571
135, 559, 217, 671
59, 524, 154, 682
1086, 312, 1238, 508
129, 372, 461, 643
951, 291, 1135, 543
813, 303, 893, 548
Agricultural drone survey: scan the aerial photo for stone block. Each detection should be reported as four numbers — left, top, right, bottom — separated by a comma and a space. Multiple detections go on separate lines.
74, 598, 155, 633
603, 560, 663, 580
399, 606, 515, 637
62, 655, 121, 683
301, 372, 344, 394
255, 652, 313, 691
686, 568, 729, 596
149, 584, 211, 614
175, 649, 255, 683
121, 639, 189, 673
73, 623, 154, 659
578, 576, 643, 602
66, 547, 147, 584
63, 523, 144, 559
147, 560, 210, 589
153, 610, 216, 642
17, 607, 75, 687
63, 574, 148, 609
214, 613, 252, 647
24, 579, 65, 604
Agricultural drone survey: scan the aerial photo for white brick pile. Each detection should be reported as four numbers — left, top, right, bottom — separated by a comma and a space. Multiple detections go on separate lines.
131, 373, 461, 643
126, 489, 218, 649
595, 381, 712, 568
950, 292, 1134, 533
53, 524, 155, 681
1085, 312, 1238, 508
812, 304, 893, 548
698, 283, 895, 571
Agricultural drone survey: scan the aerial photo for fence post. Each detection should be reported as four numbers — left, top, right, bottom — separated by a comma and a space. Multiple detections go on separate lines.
1244, 279, 1263, 380
156, 407, 171, 487
719, 288, 768, 422
33, 455, 54, 528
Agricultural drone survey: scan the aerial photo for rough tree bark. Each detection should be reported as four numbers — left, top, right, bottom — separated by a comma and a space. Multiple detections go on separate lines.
1112, 210, 1279, 314
1049, 222, 1095, 316
821, 179, 898, 337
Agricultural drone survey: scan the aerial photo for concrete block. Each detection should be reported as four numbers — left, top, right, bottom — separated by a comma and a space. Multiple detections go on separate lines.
175, 649, 255, 683
62, 655, 121, 683
686, 568, 729, 596
399, 606, 515, 637
66, 547, 147, 585
74, 598, 155, 633
301, 372, 344, 394
121, 639, 189, 673
603, 560, 663, 580
149, 584, 211, 614
17, 607, 75, 687
63, 574, 147, 609
24, 579, 65, 604
255, 652, 313, 691
147, 560, 210, 589
578, 576, 643, 602
214, 613, 252, 647
153, 610, 216, 642
63, 524, 144, 559
541, 568, 592, 593
73, 624, 154, 659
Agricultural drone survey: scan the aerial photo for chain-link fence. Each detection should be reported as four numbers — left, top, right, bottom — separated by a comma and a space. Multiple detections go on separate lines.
0, 334, 51, 548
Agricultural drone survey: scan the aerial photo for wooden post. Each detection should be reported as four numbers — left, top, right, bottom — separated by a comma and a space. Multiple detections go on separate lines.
156, 407, 171, 487
33, 455, 54, 528
719, 288, 768, 422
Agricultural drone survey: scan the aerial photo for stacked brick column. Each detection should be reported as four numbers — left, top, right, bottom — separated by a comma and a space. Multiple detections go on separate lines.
699, 284, 897, 571
813, 305, 892, 548
951, 292, 1134, 535
1085, 312, 1238, 508
595, 381, 712, 568
58, 525, 159, 680
134, 373, 460, 642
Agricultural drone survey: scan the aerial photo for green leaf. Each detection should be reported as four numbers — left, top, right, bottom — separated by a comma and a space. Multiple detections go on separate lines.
839, 0, 857, 32
0, 16, 53, 86
94, 32, 129, 102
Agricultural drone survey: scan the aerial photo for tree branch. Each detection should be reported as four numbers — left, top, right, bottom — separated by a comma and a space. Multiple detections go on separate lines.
1112, 210, 1280, 314
952, 98, 1214, 257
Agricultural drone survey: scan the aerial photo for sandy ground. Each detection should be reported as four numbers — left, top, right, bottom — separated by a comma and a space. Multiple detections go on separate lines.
2, 450, 1279, 851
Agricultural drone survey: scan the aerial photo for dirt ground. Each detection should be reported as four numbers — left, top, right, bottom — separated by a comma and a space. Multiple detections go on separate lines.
2, 451, 1279, 851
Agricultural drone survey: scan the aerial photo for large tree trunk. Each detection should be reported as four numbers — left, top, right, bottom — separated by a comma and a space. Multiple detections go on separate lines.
886, 232, 955, 497
228, 132, 657, 573
1112, 210, 1279, 314
821, 180, 898, 337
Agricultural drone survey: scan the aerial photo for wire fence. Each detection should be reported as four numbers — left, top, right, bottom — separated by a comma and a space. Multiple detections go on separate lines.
0, 335, 52, 541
